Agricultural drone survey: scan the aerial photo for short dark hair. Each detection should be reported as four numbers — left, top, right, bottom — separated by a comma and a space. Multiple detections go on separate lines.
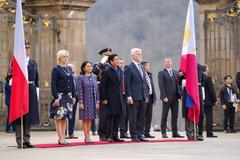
202, 64, 208, 72
108, 54, 118, 64
141, 61, 150, 66
224, 75, 232, 80
80, 61, 92, 75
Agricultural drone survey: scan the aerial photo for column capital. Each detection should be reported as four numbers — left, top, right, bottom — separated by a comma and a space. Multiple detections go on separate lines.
24, 0, 96, 12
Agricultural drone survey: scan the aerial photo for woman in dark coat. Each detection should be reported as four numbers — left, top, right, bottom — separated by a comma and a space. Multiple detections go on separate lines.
100, 54, 124, 142
50, 50, 76, 145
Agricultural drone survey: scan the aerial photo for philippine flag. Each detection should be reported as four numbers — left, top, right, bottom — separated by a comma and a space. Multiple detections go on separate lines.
180, 0, 200, 123
9, 0, 29, 123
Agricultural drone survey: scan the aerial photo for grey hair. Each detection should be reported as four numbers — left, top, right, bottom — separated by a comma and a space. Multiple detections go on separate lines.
131, 48, 142, 56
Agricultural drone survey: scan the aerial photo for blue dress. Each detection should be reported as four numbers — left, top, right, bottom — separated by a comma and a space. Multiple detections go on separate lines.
77, 75, 99, 120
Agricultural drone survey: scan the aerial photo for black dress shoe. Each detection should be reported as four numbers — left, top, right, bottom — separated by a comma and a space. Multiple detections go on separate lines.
17, 144, 27, 149
24, 142, 34, 148
120, 134, 131, 139
138, 137, 148, 141
162, 133, 168, 138
100, 137, 108, 141
197, 135, 204, 141
172, 133, 184, 138
132, 138, 140, 142
207, 134, 218, 138
114, 138, 124, 142
230, 130, 237, 133
224, 129, 230, 133
187, 136, 195, 140
144, 134, 155, 138
107, 138, 114, 142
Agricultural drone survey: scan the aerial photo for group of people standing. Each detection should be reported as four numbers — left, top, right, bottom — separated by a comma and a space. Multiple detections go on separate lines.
50, 48, 158, 143
4, 42, 240, 148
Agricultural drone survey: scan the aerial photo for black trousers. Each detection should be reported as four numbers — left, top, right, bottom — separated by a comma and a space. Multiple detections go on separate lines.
120, 96, 129, 136
204, 105, 214, 135
67, 102, 77, 135
15, 123, 31, 145
224, 103, 235, 131
91, 119, 97, 132
185, 118, 194, 138
144, 96, 154, 135
98, 103, 108, 138
129, 100, 146, 139
161, 97, 178, 134
197, 115, 204, 136
107, 114, 120, 139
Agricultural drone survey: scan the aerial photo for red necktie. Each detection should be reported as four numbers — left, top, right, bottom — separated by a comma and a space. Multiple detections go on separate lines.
122, 79, 125, 94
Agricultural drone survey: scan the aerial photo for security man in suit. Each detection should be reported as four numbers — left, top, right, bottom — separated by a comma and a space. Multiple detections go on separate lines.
158, 57, 183, 138
202, 64, 217, 138
92, 48, 112, 141
141, 61, 156, 138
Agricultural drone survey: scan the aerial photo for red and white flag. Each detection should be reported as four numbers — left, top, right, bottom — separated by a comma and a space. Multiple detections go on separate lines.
9, 0, 29, 123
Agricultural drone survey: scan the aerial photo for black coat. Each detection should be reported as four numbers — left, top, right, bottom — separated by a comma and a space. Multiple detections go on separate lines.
236, 72, 240, 91
147, 72, 157, 103
158, 68, 181, 101
203, 74, 217, 106
100, 66, 124, 115
51, 65, 76, 100
124, 62, 148, 101
13, 59, 40, 125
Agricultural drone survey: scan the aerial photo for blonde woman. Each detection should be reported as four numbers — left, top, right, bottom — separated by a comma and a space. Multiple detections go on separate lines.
50, 50, 76, 145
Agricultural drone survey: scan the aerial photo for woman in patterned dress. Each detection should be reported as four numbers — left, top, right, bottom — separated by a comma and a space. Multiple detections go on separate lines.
77, 61, 99, 143
50, 50, 76, 145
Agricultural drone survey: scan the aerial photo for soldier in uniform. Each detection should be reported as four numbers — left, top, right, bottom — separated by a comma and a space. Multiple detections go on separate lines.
179, 63, 204, 141
92, 48, 112, 141
12, 41, 40, 148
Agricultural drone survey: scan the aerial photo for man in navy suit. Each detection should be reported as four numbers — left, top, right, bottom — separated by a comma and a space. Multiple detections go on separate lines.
158, 57, 183, 138
124, 48, 148, 141
101, 54, 124, 142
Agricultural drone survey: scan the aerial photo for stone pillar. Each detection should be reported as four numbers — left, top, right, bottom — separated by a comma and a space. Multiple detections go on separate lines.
24, 0, 95, 73
197, 0, 234, 64
23, 0, 95, 130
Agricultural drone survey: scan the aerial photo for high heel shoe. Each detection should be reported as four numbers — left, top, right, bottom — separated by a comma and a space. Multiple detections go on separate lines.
84, 138, 94, 143
63, 139, 69, 144
58, 139, 66, 145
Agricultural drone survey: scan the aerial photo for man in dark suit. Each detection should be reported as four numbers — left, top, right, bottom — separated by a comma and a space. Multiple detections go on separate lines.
101, 54, 124, 142
92, 48, 112, 141
124, 48, 148, 141
141, 61, 156, 138
12, 41, 40, 148
202, 64, 217, 138
158, 57, 183, 138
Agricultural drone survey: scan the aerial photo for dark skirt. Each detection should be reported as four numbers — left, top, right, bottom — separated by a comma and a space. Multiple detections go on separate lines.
49, 93, 74, 120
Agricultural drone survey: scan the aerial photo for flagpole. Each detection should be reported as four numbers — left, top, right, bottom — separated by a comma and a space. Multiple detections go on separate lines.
21, 116, 24, 149
193, 110, 196, 140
